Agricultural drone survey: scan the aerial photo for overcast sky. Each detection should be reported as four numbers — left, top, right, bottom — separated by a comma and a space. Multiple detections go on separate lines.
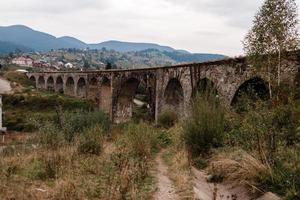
1, 0, 300, 56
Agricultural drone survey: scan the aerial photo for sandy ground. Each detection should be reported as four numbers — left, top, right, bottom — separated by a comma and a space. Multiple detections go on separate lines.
153, 152, 179, 200
192, 168, 252, 200
0, 78, 12, 94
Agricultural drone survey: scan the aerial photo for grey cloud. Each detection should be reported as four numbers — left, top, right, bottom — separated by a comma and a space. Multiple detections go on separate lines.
0, 0, 109, 14
165, 0, 263, 28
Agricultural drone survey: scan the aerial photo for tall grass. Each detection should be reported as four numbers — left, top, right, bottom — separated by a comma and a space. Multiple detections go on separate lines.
183, 93, 225, 156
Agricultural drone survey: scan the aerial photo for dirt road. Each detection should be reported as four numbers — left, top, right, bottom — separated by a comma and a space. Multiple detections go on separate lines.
154, 152, 179, 200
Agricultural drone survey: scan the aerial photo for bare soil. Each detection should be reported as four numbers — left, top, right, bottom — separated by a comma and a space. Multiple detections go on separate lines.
154, 151, 179, 200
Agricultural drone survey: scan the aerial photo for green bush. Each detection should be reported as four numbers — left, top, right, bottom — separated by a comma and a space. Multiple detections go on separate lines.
157, 131, 172, 148
77, 125, 103, 155
193, 157, 208, 170
3, 71, 33, 87
123, 123, 159, 158
62, 111, 110, 142
78, 141, 102, 155
36, 121, 63, 149
183, 94, 224, 156
157, 109, 178, 128
26, 155, 61, 180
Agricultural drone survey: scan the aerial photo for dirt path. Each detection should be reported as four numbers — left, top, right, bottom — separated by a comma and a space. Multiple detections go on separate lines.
0, 78, 12, 94
192, 168, 252, 200
153, 152, 179, 200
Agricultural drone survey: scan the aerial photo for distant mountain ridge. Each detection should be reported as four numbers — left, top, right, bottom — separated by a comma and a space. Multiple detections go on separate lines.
0, 25, 225, 62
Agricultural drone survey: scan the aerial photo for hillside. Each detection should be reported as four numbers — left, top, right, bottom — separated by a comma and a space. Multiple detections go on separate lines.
0, 41, 33, 54
29, 48, 225, 69
0, 25, 225, 63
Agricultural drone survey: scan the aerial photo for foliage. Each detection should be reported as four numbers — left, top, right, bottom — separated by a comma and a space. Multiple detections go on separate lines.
3, 71, 33, 87
192, 157, 208, 170
35, 121, 63, 149
77, 125, 104, 155
243, 0, 300, 94
183, 94, 225, 156
132, 104, 152, 123
122, 122, 159, 158
157, 109, 178, 128
61, 111, 110, 142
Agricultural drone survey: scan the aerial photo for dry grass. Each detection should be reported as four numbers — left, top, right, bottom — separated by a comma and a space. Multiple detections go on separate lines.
208, 149, 271, 192
162, 125, 195, 199
0, 130, 156, 200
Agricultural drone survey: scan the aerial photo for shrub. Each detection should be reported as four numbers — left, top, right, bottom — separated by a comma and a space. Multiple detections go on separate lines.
36, 121, 63, 149
62, 111, 110, 142
192, 157, 208, 170
183, 94, 225, 156
78, 141, 101, 155
123, 123, 159, 158
77, 125, 103, 155
26, 155, 61, 180
157, 131, 172, 148
209, 150, 269, 188
3, 71, 33, 87
157, 109, 178, 128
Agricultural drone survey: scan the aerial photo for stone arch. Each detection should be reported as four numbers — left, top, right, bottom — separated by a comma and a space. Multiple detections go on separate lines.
193, 78, 218, 97
46, 76, 54, 91
163, 78, 184, 116
87, 77, 99, 102
65, 77, 75, 96
231, 77, 269, 110
77, 77, 87, 99
100, 77, 111, 114
37, 76, 45, 89
115, 78, 140, 123
29, 76, 36, 87
56, 76, 64, 93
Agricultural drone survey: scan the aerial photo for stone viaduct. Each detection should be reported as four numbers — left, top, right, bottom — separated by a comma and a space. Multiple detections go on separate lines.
27, 56, 299, 123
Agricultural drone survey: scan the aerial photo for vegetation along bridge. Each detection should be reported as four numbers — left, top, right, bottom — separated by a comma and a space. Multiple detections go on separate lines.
27, 55, 299, 123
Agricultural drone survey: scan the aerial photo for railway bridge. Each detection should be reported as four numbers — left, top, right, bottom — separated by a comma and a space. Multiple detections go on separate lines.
27, 56, 299, 123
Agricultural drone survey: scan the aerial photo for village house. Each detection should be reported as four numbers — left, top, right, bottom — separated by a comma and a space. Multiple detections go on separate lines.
11, 56, 34, 67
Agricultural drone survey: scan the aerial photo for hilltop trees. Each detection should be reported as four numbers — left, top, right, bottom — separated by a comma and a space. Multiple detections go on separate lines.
243, 0, 299, 98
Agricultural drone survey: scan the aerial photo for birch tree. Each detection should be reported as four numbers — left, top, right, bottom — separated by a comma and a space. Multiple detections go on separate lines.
243, 0, 299, 98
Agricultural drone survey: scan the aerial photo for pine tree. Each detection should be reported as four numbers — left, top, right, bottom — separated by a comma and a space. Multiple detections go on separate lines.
243, 0, 299, 98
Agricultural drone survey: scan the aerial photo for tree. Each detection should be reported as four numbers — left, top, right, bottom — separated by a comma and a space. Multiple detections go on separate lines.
105, 62, 112, 70
243, 0, 299, 98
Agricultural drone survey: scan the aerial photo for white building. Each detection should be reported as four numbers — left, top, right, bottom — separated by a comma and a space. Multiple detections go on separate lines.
11, 56, 33, 67
65, 63, 74, 68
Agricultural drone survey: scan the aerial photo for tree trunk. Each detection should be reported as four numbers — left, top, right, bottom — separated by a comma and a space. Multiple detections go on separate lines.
278, 48, 281, 87
267, 56, 272, 99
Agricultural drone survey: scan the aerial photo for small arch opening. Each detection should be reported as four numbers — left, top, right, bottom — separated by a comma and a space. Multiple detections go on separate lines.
38, 76, 45, 89
163, 78, 184, 117
56, 76, 63, 93
65, 77, 75, 96
47, 76, 54, 91
231, 77, 269, 112
77, 78, 87, 99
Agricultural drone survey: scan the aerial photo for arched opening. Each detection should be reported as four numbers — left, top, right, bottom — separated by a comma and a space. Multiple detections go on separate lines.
193, 78, 218, 98
88, 77, 99, 102
29, 76, 36, 87
56, 76, 63, 93
46, 76, 54, 91
231, 77, 269, 112
37, 76, 45, 89
65, 77, 75, 96
115, 78, 140, 123
163, 78, 184, 117
77, 78, 87, 99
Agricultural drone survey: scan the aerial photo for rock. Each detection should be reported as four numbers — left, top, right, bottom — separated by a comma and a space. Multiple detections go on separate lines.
257, 192, 281, 200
